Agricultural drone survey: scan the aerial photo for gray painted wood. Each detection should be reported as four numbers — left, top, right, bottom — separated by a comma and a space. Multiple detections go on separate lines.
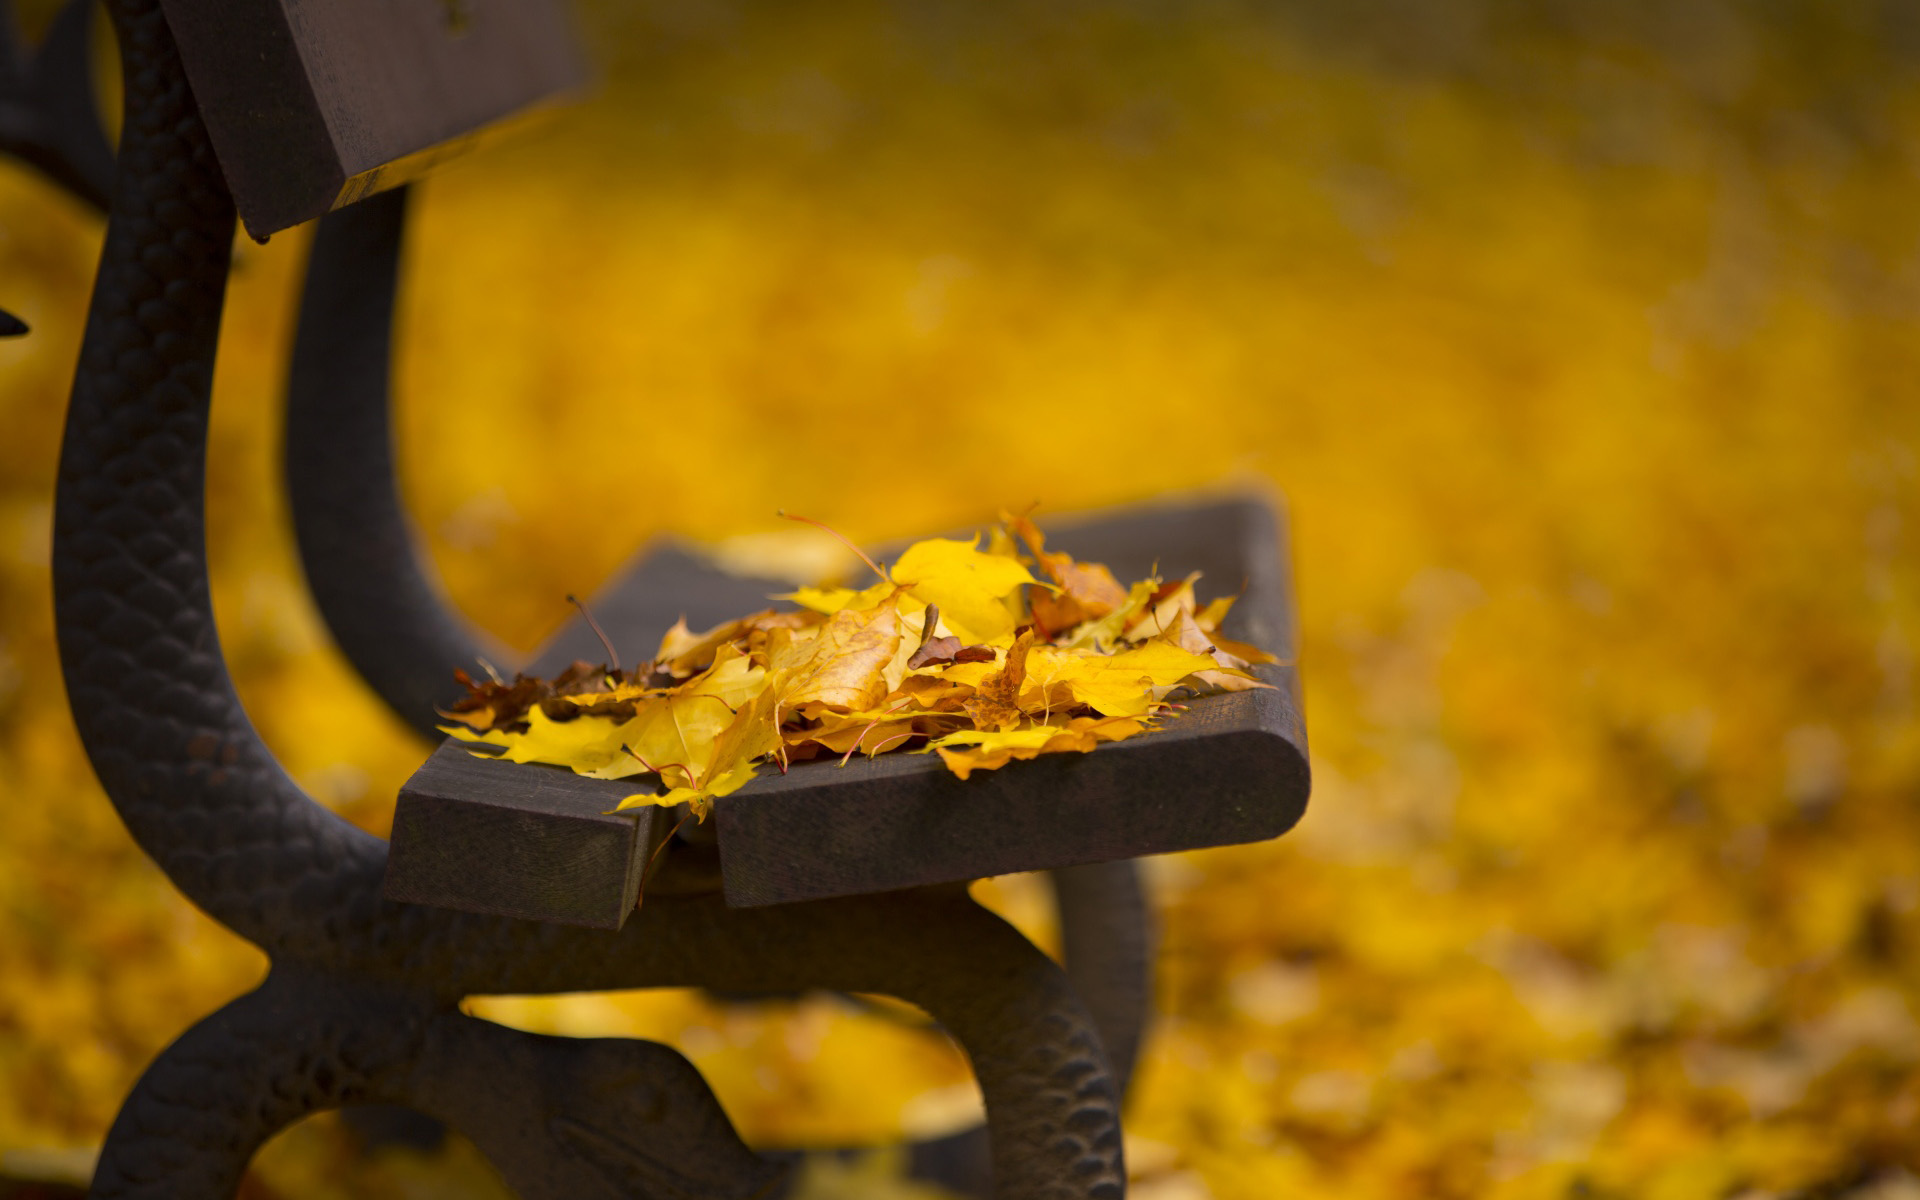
159, 0, 584, 238
715, 670, 1306, 907
386, 741, 657, 930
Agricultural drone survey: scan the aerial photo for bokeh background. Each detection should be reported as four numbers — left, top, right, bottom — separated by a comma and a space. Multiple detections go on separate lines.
3, 0, 1919, 1196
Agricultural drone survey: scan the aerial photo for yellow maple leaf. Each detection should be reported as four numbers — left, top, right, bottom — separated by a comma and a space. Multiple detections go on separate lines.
782, 585, 859, 614
1129, 572, 1203, 642
794, 709, 924, 757
1159, 608, 1278, 693
1210, 631, 1280, 666
611, 694, 737, 787
779, 577, 905, 616
456, 703, 634, 775
618, 684, 786, 818
893, 673, 972, 710
928, 726, 1062, 778
1194, 594, 1236, 632
890, 535, 1041, 644
933, 655, 1002, 689
655, 609, 817, 678
1025, 638, 1228, 717
925, 714, 1152, 779
776, 592, 904, 712
453, 645, 764, 784
565, 641, 764, 708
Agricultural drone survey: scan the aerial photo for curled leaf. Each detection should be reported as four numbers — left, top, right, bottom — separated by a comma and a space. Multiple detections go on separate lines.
655, 609, 819, 679
1013, 515, 1130, 635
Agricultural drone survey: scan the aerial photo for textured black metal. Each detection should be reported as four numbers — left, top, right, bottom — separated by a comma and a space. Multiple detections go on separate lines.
908, 859, 1153, 1197
286, 184, 501, 740
56, 2, 1125, 1195
92, 965, 789, 1200
1054, 860, 1153, 1093
388, 721, 1182, 970
0, 0, 116, 213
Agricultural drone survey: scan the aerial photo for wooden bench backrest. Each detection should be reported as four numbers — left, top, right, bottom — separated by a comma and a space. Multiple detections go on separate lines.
160, 0, 585, 238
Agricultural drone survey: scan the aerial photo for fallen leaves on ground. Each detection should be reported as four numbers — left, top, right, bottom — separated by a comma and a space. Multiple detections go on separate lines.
442, 514, 1271, 818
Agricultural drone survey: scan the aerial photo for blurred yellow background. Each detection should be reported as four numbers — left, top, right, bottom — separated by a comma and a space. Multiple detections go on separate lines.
2, 0, 1918, 1196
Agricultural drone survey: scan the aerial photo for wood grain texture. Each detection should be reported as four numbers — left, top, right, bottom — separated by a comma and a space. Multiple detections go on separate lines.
159, 0, 584, 238
716, 680, 1306, 907
715, 493, 1310, 905
385, 741, 655, 930
382, 495, 1308, 922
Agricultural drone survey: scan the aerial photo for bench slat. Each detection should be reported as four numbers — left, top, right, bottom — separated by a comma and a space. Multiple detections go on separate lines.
161, 0, 585, 238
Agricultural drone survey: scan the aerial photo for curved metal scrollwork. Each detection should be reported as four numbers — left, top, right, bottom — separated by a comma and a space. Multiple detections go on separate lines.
0, 0, 115, 336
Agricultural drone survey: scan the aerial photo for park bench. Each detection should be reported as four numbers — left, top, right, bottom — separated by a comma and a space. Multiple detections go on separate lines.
23, 0, 1311, 1195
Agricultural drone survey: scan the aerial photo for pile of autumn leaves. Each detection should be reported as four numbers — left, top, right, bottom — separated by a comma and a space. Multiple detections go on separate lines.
443, 516, 1274, 817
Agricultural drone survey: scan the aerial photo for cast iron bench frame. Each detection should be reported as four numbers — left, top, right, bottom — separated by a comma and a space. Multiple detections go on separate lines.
20, 1, 1311, 1195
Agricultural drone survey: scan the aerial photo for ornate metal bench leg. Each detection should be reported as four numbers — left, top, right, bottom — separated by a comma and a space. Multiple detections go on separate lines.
285, 183, 494, 735
61, 3, 1130, 1195
1053, 860, 1154, 1093
924, 938, 1125, 1200
0, 0, 116, 213
886, 901, 1126, 1200
406, 1010, 791, 1200
536, 890, 1130, 1200
92, 966, 790, 1200
908, 861, 1152, 1195
89, 973, 410, 1199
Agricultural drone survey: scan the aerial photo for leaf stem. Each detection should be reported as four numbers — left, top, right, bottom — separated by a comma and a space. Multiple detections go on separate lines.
778, 510, 889, 583
840, 699, 913, 767
566, 593, 621, 672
